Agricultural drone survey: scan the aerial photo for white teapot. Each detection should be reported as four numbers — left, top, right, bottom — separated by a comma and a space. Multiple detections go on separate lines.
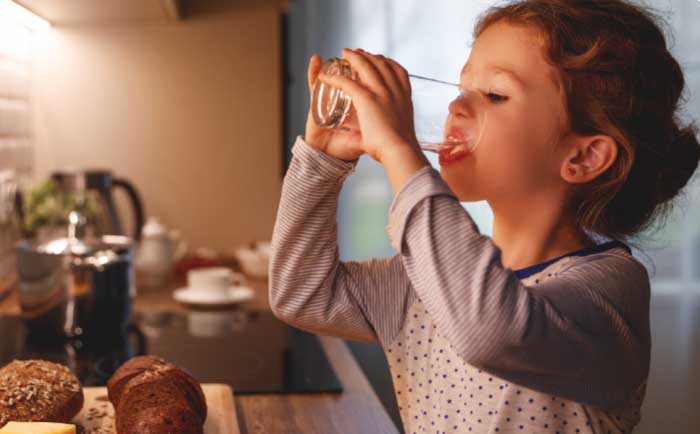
135, 217, 188, 289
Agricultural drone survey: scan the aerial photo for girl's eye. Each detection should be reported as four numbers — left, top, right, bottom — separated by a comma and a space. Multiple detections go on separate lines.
458, 88, 509, 103
486, 92, 508, 103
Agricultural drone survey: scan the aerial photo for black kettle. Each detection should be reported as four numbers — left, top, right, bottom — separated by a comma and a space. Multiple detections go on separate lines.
49, 169, 146, 241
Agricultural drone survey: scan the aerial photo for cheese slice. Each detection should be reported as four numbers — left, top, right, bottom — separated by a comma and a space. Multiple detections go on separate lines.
0, 422, 76, 434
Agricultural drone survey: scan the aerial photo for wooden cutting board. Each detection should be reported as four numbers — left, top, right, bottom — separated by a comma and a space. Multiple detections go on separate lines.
72, 384, 240, 434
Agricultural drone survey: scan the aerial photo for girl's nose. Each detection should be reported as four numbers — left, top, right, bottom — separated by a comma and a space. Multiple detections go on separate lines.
448, 90, 479, 118
448, 91, 474, 117
447, 98, 465, 117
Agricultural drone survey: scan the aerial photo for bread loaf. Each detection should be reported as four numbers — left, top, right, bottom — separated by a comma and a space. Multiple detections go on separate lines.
0, 360, 84, 429
119, 404, 202, 434
107, 355, 168, 407
0, 422, 76, 434
107, 356, 207, 434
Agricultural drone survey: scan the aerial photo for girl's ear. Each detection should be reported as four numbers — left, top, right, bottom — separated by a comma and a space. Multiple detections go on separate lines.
561, 134, 618, 184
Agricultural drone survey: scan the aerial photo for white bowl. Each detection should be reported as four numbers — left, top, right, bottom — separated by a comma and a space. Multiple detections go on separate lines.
235, 247, 269, 278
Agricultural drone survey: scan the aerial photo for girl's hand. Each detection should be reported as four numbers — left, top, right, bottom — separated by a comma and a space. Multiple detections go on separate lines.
304, 54, 364, 162
316, 48, 420, 163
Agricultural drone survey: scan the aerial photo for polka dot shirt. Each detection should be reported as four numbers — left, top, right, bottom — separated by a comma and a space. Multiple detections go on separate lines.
384, 256, 646, 434
270, 137, 651, 434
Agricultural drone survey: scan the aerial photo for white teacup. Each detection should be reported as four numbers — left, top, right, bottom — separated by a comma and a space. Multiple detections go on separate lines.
186, 267, 246, 300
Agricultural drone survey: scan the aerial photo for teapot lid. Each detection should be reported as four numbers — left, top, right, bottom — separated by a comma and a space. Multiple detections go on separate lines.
142, 216, 169, 238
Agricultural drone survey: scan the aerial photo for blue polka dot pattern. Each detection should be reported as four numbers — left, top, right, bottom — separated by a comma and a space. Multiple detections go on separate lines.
384, 264, 646, 433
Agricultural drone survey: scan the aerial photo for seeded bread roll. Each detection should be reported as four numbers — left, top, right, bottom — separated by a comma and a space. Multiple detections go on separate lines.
0, 360, 84, 429
107, 356, 207, 434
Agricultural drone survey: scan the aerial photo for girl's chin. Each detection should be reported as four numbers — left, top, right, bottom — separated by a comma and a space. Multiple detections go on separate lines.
443, 182, 482, 202
439, 155, 467, 166
439, 164, 480, 201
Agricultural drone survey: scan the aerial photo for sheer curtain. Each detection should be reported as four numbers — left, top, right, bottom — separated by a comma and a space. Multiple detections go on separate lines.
285, 1, 700, 432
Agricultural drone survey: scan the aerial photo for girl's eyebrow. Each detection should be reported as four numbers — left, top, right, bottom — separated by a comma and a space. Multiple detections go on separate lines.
461, 64, 526, 89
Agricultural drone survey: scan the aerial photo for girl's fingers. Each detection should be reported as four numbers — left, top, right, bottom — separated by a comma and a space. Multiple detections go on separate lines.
358, 51, 406, 102
341, 48, 389, 97
384, 58, 411, 95
307, 54, 322, 93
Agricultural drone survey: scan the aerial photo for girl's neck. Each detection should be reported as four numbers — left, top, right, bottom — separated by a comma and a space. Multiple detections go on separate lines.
492, 209, 595, 272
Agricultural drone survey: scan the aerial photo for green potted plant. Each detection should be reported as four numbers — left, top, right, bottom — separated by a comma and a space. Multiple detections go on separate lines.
22, 179, 99, 241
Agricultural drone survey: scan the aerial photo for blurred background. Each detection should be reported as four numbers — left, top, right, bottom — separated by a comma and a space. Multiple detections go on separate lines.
0, 0, 698, 433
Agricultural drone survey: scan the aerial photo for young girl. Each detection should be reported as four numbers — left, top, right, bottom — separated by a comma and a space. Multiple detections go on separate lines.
269, 1, 700, 433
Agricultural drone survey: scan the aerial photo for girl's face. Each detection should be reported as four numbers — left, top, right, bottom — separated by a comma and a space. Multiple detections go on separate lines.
440, 20, 571, 204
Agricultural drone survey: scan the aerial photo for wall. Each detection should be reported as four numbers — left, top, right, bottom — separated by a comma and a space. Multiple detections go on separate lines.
0, 19, 33, 296
31, 0, 283, 254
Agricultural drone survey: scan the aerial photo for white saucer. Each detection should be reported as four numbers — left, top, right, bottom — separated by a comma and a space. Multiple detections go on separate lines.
173, 286, 255, 307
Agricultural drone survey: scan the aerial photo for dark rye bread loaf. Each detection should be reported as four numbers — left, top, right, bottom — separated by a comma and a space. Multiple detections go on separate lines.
122, 404, 203, 434
107, 355, 169, 407
108, 356, 206, 421
107, 356, 207, 434
157, 366, 207, 421
0, 360, 84, 428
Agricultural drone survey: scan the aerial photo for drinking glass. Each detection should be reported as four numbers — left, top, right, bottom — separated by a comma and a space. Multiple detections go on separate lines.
311, 57, 489, 154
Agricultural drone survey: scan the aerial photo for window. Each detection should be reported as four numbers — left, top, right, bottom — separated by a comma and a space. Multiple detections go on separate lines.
285, 0, 700, 292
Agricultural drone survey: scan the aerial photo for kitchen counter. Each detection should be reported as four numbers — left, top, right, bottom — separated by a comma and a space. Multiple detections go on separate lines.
0, 270, 399, 434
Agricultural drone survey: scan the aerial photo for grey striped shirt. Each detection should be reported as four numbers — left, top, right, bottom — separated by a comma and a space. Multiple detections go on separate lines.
269, 136, 651, 433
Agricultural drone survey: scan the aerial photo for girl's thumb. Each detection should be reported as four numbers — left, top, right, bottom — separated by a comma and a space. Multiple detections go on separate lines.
307, 54, 322, 92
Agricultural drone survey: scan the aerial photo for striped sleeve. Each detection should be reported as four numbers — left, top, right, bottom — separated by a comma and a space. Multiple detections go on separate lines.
387, 166, 651, 410
268, 136, 413, 344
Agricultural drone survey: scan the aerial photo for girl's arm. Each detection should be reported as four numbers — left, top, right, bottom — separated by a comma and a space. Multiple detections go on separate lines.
269, 136, 412, 344
386, 164, 651, 411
